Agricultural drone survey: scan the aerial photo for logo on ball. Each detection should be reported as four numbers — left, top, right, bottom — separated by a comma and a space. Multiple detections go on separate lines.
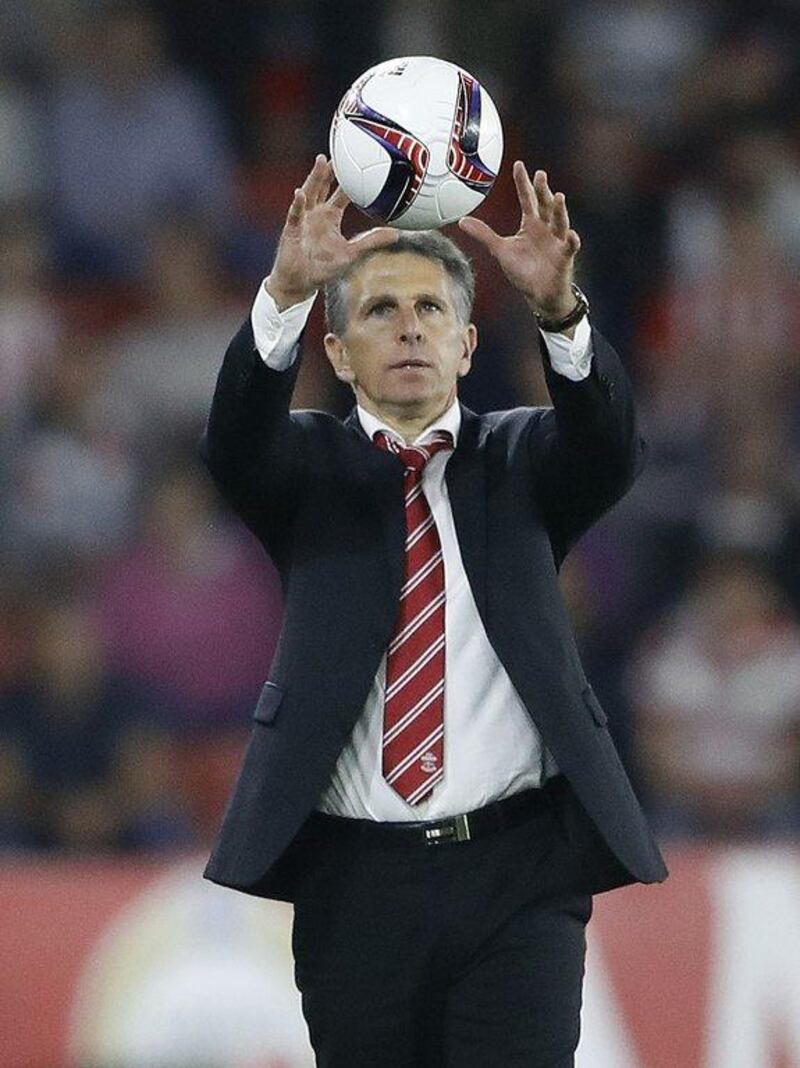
447, 72, 497, 193
337, 88, 430, 223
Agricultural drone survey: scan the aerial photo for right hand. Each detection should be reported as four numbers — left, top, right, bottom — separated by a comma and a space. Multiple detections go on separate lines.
266, 154, 399, 310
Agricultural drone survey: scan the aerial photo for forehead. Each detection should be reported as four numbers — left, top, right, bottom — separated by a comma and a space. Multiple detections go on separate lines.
346, 251, 453, 305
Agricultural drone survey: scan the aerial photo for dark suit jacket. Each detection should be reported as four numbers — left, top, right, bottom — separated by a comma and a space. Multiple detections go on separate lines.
200, 318, 668, 901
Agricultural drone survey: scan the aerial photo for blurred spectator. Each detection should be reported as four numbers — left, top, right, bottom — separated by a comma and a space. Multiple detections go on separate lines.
629, 383, 800, 628
50, 782, 123, 855
0, 578, 40, 696
0, 598, 167, 852
93, 214, 248, 450
0, 0, 74, 76
556, 0, 713, 139
0, 738, 42, 850
0, 214, 60, 439
157, 0, 268, 157
667, 127, 800, 286
0, 76, 43, 208
46, 5, 234, 281
628, 553, 800, 840
96, 464, 283, 729
632, 179, 800, 617
112, 723, 197, 851
654, 204, 800, 413
678, 21, 797, 147
559, 548, 638, 771
4, 331, 138, 568
698, 412, 800, 566
562, 110, 666, 361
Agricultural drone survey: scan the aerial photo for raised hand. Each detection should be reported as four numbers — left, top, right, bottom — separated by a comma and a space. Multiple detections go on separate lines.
458, 161, 581, 321
267, 155, 399, 310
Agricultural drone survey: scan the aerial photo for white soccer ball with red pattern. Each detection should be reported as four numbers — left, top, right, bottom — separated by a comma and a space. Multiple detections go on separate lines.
329, 56, 503, 230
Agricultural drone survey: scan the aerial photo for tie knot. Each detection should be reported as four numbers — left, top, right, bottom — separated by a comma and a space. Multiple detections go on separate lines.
374, 430, 453, 473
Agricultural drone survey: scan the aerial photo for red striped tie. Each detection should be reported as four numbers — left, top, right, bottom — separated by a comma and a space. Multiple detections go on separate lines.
375, 430, 453, 805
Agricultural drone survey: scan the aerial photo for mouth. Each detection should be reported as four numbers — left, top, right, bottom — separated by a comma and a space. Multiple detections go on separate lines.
389, 359, 431, 370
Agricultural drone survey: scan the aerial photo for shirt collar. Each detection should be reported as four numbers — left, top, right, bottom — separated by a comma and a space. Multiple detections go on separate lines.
357, 398, 461, 447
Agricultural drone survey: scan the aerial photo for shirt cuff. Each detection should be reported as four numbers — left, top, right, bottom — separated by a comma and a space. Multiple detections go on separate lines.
539, 315, 593, 381
251, 282, 318, 370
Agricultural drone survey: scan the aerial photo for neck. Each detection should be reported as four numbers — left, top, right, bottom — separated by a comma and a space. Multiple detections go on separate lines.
358, 396, 455, 444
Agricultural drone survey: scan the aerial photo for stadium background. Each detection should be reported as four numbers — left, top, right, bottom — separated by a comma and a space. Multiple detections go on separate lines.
1, 1, 799, 1064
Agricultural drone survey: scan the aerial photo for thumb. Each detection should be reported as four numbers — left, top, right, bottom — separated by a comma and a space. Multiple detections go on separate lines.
349, 227, 400, 253
458, 216, 502, 255
565, 230, 581, 257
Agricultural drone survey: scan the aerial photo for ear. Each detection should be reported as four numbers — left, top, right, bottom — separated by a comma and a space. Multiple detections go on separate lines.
324, 332, 355, 384
457, 323, 478, 379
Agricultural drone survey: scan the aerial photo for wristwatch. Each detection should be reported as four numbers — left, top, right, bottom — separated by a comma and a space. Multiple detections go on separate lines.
534, 283, 590, 333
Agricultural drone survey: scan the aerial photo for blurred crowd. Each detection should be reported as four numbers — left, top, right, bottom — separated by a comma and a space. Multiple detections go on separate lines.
1, 0, 799, 855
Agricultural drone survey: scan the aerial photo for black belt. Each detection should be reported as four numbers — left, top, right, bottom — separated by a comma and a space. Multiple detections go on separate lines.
309, 775, 565, 848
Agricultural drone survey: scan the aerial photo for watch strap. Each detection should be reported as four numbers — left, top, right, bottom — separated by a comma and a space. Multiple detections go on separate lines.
535, 283, 590, 333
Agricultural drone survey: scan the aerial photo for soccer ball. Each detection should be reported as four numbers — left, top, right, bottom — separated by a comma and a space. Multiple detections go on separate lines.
329, 56, 503, 230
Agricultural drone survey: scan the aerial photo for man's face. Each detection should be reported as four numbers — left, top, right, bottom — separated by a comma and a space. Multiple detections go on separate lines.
324, 252, 477, 427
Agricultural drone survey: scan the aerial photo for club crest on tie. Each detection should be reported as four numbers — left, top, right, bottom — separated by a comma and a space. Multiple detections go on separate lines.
420, 751, 439, 774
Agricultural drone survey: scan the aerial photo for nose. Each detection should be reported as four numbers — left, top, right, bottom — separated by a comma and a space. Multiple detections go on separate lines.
397, 306, 423, 344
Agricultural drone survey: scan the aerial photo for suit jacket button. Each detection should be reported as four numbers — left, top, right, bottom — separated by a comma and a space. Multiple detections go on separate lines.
599, 374, 615, 398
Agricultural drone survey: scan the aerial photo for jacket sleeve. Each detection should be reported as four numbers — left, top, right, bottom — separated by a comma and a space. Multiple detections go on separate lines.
199, 317, 306, 556
526, 326, 646, 569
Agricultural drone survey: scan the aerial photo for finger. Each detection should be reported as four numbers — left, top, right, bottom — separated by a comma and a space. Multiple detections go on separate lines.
310, 155, 334, 206
318, 158, 335, 203
458, 215, 503, 254
533, 170, 554, 224
552, 191, 569, 240
299, 155, 323, 193
328, 185, 351, 215
513, 161, 538, 218
286, 187, 306, 227
565, 230, 581, 257
302, 154, 329, 206
348, 226, 400, 252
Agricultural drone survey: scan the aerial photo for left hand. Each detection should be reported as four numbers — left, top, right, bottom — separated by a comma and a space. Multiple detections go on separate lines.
458, 161, 581, 320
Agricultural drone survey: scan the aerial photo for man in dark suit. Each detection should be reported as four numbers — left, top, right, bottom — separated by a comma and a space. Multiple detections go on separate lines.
201, 153, 667, 1067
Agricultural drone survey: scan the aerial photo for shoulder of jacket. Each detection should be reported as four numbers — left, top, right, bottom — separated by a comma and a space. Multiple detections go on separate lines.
482, 406, 552, 435
290, 409, 343, 432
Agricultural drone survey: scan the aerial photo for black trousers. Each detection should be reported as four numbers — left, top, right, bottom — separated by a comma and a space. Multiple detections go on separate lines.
290, 780, 598, 1067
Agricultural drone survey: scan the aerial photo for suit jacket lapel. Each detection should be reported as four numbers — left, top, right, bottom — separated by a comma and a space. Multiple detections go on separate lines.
344, 409, 406, 605
446, 405, 489, 619
343, 409, 368, 442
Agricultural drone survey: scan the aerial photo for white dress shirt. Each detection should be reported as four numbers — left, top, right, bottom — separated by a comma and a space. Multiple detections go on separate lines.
250, 282, 594, 820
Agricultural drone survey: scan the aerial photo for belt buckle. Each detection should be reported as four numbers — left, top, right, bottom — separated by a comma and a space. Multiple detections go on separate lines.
425, 812, 471, 846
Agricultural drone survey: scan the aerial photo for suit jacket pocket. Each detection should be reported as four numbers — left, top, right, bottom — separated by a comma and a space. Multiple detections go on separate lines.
253, 681, 285, 725
582, 685, 608, 728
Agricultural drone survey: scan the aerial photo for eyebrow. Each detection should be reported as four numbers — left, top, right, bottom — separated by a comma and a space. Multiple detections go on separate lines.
359, 292, 449, 314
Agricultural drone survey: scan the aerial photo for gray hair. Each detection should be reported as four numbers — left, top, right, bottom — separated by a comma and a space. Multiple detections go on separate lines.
324, 230, 475, 335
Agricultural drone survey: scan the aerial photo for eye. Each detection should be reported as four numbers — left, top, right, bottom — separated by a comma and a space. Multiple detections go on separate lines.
418, 299, 443, 313
367, 300, 394, 316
